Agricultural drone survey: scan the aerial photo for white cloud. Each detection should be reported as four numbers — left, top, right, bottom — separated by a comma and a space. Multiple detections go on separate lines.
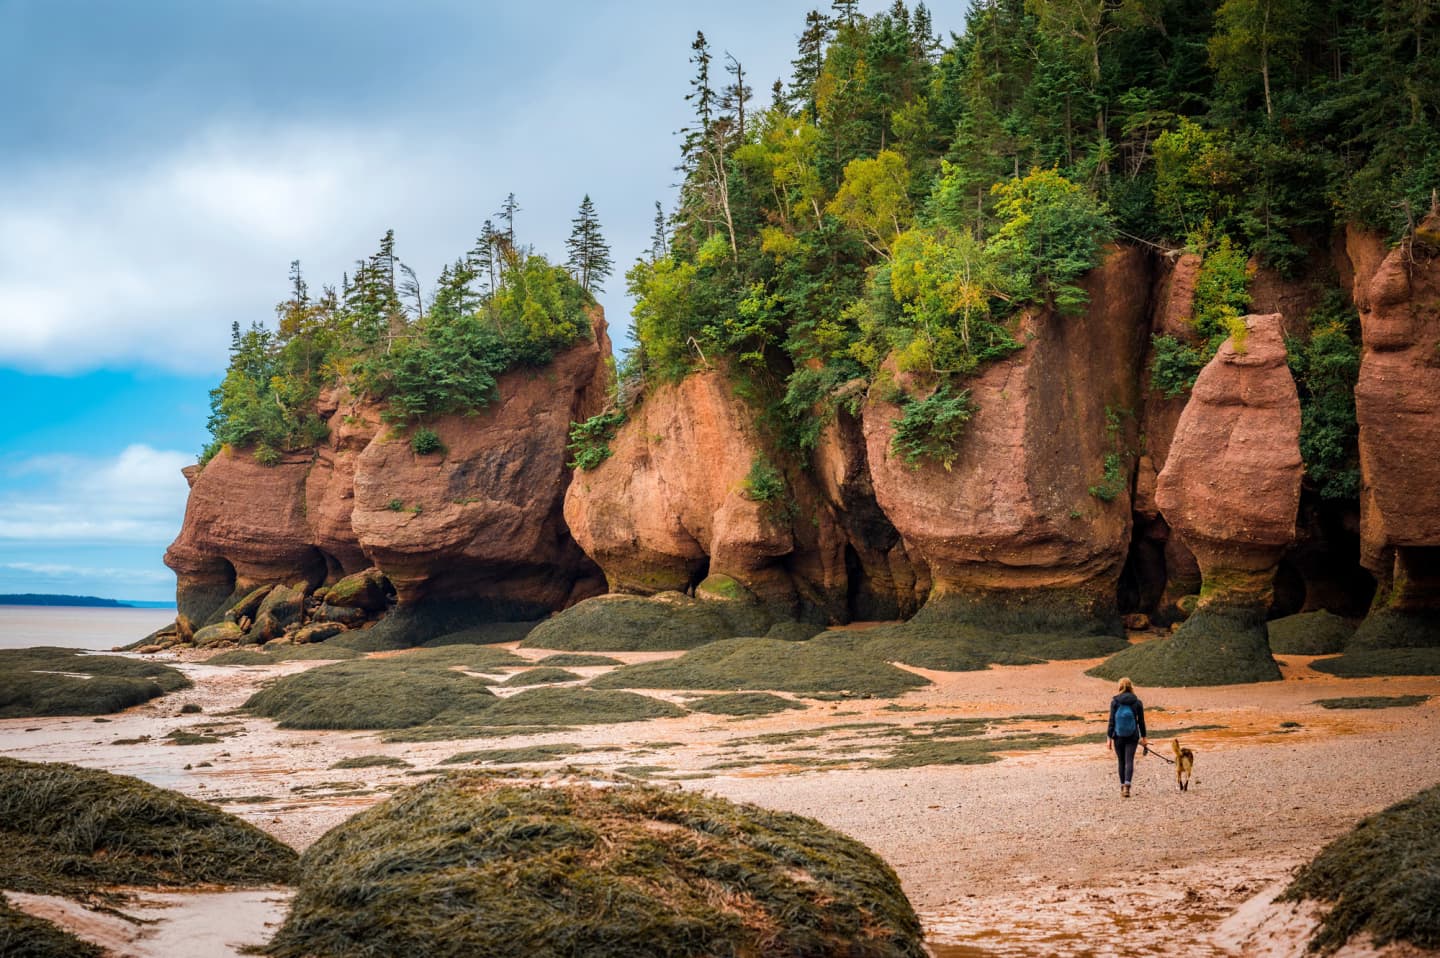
0, 444, 191, 544
0, 561, 171, 585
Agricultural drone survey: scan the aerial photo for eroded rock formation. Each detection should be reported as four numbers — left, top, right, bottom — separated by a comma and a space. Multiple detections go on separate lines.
859, 245, 1151, 631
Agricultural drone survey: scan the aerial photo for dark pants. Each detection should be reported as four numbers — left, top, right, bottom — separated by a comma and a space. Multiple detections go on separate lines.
1113, 735, 1139, 785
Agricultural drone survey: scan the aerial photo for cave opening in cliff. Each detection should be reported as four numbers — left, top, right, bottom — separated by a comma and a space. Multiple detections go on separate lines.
686, 557, 711, 596
1117, 519, 1168, 618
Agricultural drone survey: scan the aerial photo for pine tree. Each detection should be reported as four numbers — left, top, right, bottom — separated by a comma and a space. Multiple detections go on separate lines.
650, 201, 669, 261
790, 10, 831, 123
679, 31, 738, 257
832, 0, 859, 28
722, 53, 753, 140
497, 193, 521, 246
565, 195, 614, 294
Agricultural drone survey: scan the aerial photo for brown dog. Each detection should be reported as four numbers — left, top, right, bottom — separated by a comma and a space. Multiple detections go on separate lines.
1173, 738, 1195, 791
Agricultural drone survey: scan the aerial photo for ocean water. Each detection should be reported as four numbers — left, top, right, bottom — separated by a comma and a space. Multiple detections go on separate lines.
0, 605, 177, 651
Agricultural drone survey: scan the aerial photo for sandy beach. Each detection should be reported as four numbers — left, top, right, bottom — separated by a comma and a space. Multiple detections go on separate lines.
3, 632, 1439, 957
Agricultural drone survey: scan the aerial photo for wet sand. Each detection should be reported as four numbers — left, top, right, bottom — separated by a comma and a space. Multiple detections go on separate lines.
2, 638, 1438, 956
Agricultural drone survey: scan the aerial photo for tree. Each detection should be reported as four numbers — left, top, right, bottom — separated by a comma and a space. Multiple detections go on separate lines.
650, 201, 669, 262
831, 0, 858, 28
1209, 0, 1306, 118
497, 193, 521, 246
827, 150, 914, 257
790, 10, 831, 123
679, 31, 738, 258
565, 194, 614, 294
722, 53, 753, 140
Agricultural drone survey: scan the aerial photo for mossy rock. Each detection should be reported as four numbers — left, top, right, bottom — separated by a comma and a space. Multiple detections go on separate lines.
496, 667, 584, 687
333, 601, 552, 651
1268, 610, 1356, 655
0, 647, 191, 718
592, 636, 930, 699
288, 622, 346, 645
481, 687, 687, 726
1088, 609, 1281, 686
1280, 782, 1440, 952
1310, 648, 1440, 678
253, 585, 305, 642
0, 757, 297, 899
421, 621, 542, 647
224, 584, 274, 623
266, 774, 926, 958
323, 568, 391, 612
194, 621, 246, 647
521, 594, 736, 652
535, 653, 623, 667
1348, 609, 1440, 651
0, 898, 104, 958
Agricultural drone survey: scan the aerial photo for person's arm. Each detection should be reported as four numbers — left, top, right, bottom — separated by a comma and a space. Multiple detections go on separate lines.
1137, 700, 1147, 743
1106, 699, 1115, 747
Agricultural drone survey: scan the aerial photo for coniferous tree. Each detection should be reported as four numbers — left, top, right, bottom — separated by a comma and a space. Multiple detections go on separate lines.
790, 10, 830, 123
497, 193, 521, 246
650, 201, 669, 262
722, 53, 753, 140
566, 195, 614, 294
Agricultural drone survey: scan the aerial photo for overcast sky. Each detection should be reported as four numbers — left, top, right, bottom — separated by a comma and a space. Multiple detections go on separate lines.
0, 0, 967, 602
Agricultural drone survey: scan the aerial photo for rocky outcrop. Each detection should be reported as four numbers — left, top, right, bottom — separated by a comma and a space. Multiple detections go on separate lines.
1349, 212, 1440, 647
563, 371, 851, 618
165, 311, 612, 634
860, 245, 1151, 631
1155, 313, 1303, 610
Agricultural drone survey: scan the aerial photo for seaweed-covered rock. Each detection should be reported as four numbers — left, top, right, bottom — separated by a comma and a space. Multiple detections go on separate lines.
244, 659, 500, 730
1089, 609, 1280, 686
253, 584, 305, 641
0, 898, 104, 958
521, 593, 743, 652
0, 757, 297, 899
1268, 610, 1356, 655
313, 603, 368, 627
0, 648, 191, 718
287, 622, 346, 645
193, 621, 245, 647
1280, 782, 1440, 953
323, 567, 391, 611
224, 585, 274, 624
267, 774, 925, 958
592, 636, 929, 699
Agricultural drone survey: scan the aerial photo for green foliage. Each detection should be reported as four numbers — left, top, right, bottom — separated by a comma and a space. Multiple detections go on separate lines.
1088, 406, 1131, 503
1288, 292, 1362, 500
1149, 334, 1208, 398
409, 427, 443, 455
742, 455, 786, 502
0, 647, 191, 718
890, 382, 974, 469
567, 409, 626, 471
1149, 236, 1253, 396
987, 169, 1115, 314
1089, 609, 1282, 686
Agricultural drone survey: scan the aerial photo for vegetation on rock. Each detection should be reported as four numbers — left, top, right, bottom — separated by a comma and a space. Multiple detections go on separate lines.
1090, 609, 1282, 686
1282, 783, 1440, 953
0, 647, 191, 718
266, 773, 926, 958
1267, 610, 1355, 655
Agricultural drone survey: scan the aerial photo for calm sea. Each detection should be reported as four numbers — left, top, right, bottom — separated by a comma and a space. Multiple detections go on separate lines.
0, 605, 178, 651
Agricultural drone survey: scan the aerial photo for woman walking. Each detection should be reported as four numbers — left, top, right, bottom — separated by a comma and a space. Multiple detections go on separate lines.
1107, 677, 1147, 797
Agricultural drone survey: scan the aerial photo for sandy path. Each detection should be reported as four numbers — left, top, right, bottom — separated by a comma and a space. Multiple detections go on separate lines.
3, 644, 1438, 955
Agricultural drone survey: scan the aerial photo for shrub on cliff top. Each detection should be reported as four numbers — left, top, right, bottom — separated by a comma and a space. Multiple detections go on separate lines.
0, 757, 297, 901
1089, 609, 1282, 686
266, 773, 926, 958
1281, 782, 1440, 953
591, 637, 929, 699
0, 647, 191, 718
1267, 610, 1355, 655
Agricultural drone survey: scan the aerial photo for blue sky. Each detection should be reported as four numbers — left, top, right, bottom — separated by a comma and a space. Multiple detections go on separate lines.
0, 1, 965, 602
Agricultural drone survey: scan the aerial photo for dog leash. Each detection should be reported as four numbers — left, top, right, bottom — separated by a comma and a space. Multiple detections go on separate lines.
1142, 743, 1175, 765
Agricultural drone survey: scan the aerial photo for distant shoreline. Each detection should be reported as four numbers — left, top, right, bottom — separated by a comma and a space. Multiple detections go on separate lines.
0, 593, 175, 610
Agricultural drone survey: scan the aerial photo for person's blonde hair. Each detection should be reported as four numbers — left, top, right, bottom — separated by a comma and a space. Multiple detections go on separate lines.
1117, 677, 1133, 693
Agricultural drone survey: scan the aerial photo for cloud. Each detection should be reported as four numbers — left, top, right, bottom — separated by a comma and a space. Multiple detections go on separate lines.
0, 561, 171, 585
0, 444, 191, 544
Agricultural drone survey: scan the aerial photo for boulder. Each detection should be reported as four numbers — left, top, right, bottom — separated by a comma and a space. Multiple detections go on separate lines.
193, 621, 245, 647
861, 245, 1151, 632
314, 603, 368, 627
253, 584, 305, 642
323, 568, 391, 611
174, 613, 195, 643
224, 585, 274, 624
288, 622, 346, 645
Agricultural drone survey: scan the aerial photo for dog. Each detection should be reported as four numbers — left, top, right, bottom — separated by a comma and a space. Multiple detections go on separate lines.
1172, 737, 1195, 791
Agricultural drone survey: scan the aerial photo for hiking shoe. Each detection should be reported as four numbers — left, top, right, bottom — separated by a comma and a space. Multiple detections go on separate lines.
1122, 784, 1131, 798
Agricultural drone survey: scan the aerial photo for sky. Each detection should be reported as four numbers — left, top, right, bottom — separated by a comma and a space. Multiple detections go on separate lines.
0, 0, 967, 603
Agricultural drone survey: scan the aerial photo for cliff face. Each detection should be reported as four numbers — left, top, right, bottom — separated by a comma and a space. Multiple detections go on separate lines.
859, 245, 1151, 626
165, 312, 611, 631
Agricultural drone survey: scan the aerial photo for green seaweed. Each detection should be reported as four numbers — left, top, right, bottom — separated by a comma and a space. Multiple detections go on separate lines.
1313, 695, 1430, 710
329, 755, 413, 770
496, 667, 584, 687
535, 654, 624, 667
439, 744, 584, 765
0, 647, 192, 718
688, 692, 808, 716
1268, 611, 1356, 655
1310, 648, 1440, 677
1089, 609, 1281, 686
0, 899, 104, 958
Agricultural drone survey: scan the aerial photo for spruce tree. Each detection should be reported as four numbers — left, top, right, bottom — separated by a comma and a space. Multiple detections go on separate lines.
566, 195, 614, 294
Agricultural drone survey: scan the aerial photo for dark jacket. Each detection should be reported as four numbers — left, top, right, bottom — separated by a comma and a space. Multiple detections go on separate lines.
1107, 691, 1146, 740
